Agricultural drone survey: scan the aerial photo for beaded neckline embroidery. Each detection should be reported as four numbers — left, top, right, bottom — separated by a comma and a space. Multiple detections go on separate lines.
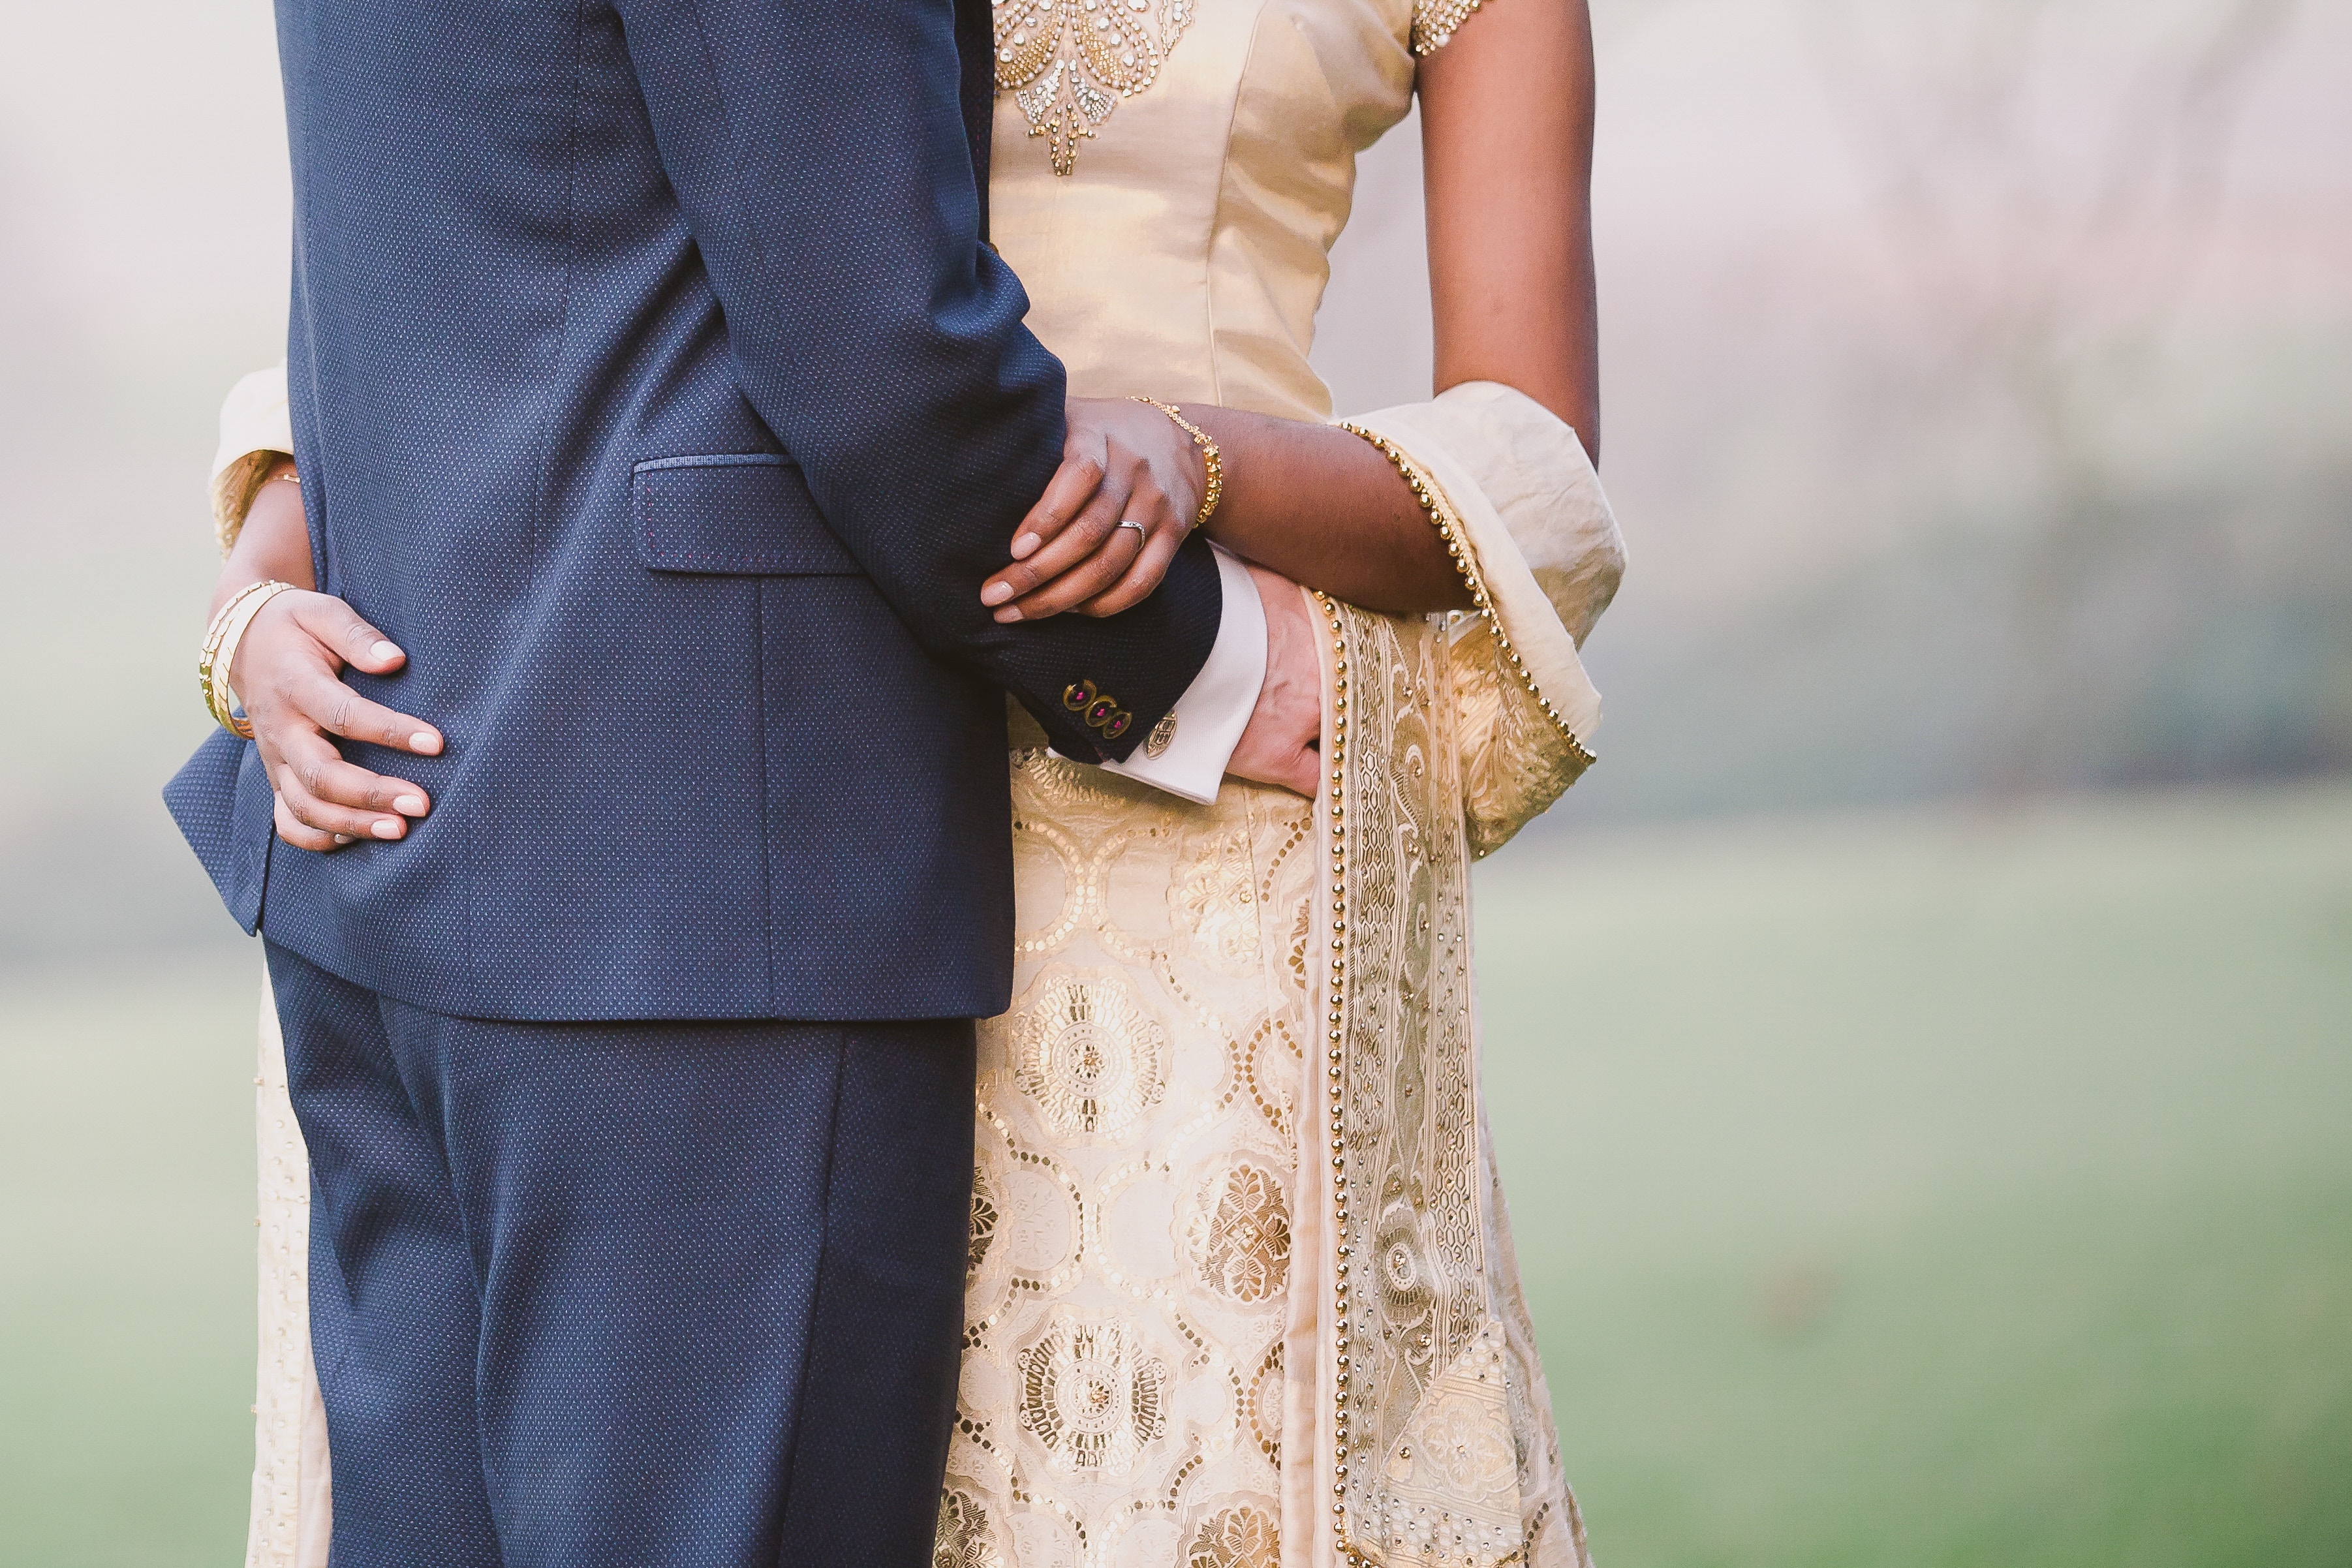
993, 0, 1199, 175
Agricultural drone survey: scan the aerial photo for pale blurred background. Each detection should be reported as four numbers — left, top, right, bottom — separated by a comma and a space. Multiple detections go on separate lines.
2, 0, 2347, 1561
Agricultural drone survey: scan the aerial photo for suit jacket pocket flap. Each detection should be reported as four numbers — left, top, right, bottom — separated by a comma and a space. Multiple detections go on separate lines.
632, 455, 863, 576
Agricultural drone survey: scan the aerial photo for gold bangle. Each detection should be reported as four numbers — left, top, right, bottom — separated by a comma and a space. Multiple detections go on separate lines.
1130, 396, 1222, 531
198, 579, 299, 739
1336, 421, 1596, 768
198, 581, 274, 737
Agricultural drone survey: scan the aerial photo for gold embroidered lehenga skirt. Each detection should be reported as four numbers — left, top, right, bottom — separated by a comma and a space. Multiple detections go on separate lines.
953, 613, 1590, 1568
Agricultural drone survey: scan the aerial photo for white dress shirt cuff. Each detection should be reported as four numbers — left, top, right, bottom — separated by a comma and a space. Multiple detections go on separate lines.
1100, 545, 1266, 804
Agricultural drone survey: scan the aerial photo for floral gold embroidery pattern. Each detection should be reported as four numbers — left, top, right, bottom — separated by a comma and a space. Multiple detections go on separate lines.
1184, 1503, 1281, 1568
1012, 970, 1169, 1143
969, 1163, 1001, 1278
993, 0, 1198, 174
1017, 1313, 1173, 1475
950, 756, 1310, 1565
1175, 827, 1261, 974
936, 1489, 1008, 1568
1186, 1160, 1292, 1304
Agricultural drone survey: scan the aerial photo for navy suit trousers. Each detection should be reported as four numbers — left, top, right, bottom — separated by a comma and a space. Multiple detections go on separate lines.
267, 943, 976, 1567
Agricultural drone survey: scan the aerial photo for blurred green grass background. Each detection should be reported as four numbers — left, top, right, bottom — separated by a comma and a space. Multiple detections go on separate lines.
1483, 786, 2352, 1567
5, 784, 2344, 1565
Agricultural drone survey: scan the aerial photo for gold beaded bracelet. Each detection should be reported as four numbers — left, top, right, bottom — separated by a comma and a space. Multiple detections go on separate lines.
1337, 421, 1597, 768
198, 579, 299, 739
1129, 396, 1223, 531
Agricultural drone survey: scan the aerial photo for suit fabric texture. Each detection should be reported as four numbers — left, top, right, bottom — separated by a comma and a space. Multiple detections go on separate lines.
268, 941, 978, 1568
165, 0, 1224, 1023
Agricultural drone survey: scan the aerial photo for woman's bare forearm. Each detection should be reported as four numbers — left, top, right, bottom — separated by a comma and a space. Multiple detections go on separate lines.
211, 455, 317, 620
1184, 406, 1472, 615
1420, 0, 1600, 463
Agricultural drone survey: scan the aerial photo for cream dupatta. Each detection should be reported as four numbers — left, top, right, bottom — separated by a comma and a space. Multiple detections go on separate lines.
1280, 381, 1624, 1568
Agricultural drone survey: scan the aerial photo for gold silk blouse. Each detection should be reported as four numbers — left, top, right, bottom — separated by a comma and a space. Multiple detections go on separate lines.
989, 0, 1414, 423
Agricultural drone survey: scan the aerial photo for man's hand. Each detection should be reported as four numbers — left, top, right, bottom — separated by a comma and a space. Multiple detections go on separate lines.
978, 397, 1207, 623
1225, 564, 1322, 798
231, 591, 442, 852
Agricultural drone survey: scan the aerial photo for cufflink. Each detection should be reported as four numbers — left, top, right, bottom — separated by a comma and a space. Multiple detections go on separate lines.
1144, 711, 1177, 759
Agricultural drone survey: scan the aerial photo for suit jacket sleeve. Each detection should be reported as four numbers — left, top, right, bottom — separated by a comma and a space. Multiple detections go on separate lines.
610, 0, 1220, 762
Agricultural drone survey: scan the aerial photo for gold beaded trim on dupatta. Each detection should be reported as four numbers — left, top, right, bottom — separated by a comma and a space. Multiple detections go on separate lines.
994, 0, 1199, 174
1338, 423, 1597, 772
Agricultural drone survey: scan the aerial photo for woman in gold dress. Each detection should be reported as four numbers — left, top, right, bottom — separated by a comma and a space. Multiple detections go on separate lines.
211, 0, 1625, 1561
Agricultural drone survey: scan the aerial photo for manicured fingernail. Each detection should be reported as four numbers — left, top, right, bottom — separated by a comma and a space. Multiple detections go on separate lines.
333, 834, 353, 845
981, 581, 1014, 606
410, 732, 442, 754
371, 819, 403, 839
995, 606, 1023, 624
394, 794, 427, 815
371, 641, 403, 662
1010, 533, 1040, 560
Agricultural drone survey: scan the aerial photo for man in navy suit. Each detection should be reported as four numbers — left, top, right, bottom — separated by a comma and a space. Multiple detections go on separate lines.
166, 0, 1316, 1559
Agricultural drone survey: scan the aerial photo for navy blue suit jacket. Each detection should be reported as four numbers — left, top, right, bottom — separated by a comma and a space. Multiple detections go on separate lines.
167, 0, 1224, 1022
